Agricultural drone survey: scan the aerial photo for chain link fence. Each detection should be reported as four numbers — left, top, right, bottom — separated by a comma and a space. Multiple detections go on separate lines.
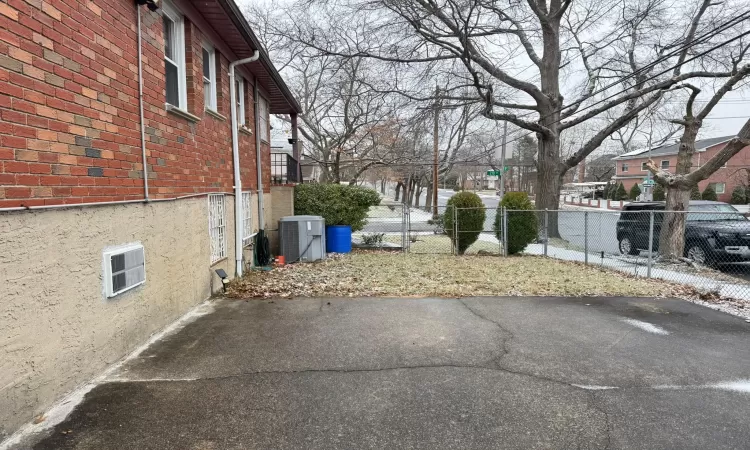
360, 202, 750, 301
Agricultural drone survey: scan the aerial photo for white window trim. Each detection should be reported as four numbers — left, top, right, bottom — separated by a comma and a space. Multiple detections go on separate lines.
202, 42, 217, 112
711, 182, 726, 194
242, 191, 254, 247
162, 1, 187, 110
236, 75, 246, 127
621, 163, 629, 173
641, 161, 648, 171
258, 94, 269, 142
208, 194, 227, 264
661, 160, 670, 169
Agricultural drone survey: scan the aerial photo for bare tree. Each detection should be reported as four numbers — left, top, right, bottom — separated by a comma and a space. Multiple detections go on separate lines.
291, 0, 741, 234
646, 78, 750, 259
245, 4, 396, 183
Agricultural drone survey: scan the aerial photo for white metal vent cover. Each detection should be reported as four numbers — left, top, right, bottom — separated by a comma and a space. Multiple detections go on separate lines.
103, 243, 146, 298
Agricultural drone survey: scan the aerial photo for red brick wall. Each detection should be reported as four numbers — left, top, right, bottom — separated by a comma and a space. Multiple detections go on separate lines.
614, 142, 750, 202
0, 0, 271, 208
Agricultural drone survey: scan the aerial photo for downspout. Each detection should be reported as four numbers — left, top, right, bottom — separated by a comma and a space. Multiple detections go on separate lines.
254, 77, 265, 231
229, 51, 260, 278
136, 4, 149, 200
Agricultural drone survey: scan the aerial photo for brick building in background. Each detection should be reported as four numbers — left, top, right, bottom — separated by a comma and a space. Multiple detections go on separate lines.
0, 0, 301, 440
612, 136, 750, 202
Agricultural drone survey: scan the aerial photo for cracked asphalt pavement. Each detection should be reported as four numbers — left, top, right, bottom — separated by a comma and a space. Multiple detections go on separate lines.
24, 297, 750, 449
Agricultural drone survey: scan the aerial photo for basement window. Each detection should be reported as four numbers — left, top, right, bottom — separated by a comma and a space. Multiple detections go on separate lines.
209, 194, 227, 263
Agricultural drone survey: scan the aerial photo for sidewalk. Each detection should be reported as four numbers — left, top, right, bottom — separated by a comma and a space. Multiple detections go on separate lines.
522, 243, 750, 302
474, 234, 750, 306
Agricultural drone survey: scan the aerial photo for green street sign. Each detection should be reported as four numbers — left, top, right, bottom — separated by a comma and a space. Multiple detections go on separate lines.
487, 170, 500, 176
504, 166, 509, 172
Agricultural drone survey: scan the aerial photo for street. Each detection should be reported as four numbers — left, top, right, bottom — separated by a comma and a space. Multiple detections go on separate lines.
22, 296, 750, 450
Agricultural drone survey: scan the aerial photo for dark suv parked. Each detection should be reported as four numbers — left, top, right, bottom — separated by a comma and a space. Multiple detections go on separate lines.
616, 201, 750, 266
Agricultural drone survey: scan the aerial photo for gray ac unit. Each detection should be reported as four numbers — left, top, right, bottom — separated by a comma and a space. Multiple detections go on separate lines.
279, 216, 326, 263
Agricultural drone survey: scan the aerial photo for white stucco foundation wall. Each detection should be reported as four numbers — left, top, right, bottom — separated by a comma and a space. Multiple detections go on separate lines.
0, 195, 237, 438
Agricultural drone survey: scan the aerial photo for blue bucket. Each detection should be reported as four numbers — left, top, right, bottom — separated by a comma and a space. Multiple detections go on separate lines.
325, 225, 352, 253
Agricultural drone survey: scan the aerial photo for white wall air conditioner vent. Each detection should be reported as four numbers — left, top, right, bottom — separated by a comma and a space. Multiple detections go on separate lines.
103, 243, 146, 298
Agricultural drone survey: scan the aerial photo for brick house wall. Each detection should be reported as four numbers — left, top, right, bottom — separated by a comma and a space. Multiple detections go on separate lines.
0, 0, 301, 439
613, 141, 750, 202
0, 0, 279, 208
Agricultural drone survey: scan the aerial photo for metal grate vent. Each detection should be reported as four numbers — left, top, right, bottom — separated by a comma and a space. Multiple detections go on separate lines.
104, 244, 146, 297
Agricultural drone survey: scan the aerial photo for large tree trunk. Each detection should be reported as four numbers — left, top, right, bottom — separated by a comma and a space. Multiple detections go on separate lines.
536, 133, 563, 237
658, 122, 700, 258
424, 181, 433, 212
659, 187, 691, 258
380, 178, 386, 194
394, 181, 403, 202
414, 181, 422, 208
535, 13, 564, 236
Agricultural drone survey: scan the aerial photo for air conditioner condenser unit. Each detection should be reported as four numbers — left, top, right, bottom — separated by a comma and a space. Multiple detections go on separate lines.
279, 216, 326, 263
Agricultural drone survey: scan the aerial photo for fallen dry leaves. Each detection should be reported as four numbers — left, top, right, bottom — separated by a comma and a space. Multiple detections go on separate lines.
227, 251, 706, 300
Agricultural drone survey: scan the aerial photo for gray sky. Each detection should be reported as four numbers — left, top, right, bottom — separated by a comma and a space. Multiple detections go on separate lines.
238, 0, 749, 139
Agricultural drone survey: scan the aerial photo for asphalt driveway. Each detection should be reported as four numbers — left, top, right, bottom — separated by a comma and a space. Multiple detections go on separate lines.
22, 296, 750, 449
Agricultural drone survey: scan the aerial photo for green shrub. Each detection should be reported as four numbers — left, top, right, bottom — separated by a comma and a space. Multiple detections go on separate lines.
494, 192, 538, 255
442, 192, 486, 255
701, 184, 718, 201
361, 233, 385, 246
294, 183, 381, 232
690, 184, 701, 200
730, 185, 747, 204
653, 183, 665, 201
615, 183, 628, 200
629, 183, 641, 200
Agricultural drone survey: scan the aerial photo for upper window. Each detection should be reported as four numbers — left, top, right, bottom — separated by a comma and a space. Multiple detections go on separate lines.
641, 162, 648, 171
236, 76, 246, 126
621, 163, 629, 172
162, 2, 186, 109
202, 44, 217, 112
258, 95, 269, 142
661, 160, 669, 170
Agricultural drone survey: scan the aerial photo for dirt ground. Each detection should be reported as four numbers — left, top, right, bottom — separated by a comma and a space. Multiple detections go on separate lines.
228, 251, 701, 299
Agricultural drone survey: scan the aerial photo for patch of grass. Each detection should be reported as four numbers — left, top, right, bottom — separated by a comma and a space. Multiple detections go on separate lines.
228, 252, 695, 299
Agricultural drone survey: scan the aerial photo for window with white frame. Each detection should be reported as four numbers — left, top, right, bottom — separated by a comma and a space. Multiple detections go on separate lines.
162, 2, 186, 109
202, 44, 217, 111
621, 163, 629, 172
242, 192, 253, 247
709, 182, 726, 194
258, 95, 269, 142
661, 160, 670, 170
235, 76, 245, 126
208, 194, 226, 263
641, 161, 648, 171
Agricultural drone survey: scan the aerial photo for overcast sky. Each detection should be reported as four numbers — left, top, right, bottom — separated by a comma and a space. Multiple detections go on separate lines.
238, 0, 750, 139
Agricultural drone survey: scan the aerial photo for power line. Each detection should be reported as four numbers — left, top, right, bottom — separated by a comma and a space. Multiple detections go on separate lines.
493, 10, 750, 135
499, 22, 750, 150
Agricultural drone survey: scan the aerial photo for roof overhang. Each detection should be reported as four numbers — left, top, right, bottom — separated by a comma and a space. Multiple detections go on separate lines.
185, 0, 301, 115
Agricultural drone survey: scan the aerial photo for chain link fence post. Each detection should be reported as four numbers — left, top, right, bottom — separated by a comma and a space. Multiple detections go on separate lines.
543, 209, 549, 257
452, 205, 458, 256
647, 210, 654, 278
401, 202, 407, 253
502, 207, 509, 257
500, 205, 503, 256
584, 210, 589, 265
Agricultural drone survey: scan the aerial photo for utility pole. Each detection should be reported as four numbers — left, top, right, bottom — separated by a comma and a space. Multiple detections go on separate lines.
498, 120, 508, 200
432, 84, 439, 219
